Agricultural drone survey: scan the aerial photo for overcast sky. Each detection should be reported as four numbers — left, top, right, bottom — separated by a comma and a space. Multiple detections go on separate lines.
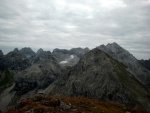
0, 0, 150, 59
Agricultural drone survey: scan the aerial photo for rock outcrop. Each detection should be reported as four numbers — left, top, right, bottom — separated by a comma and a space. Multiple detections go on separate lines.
44, 48, 150, 110
20, 47, 35, 59
98, 42, 150, 89
0, 48, 62, 110
13, 49, 61, 95
139, 59, 150, 71
33, 48, 55, 63
0, 45, 150, 112
69, 47, 90, 58
52, 47, 89, 66
0, 50, 3, 57
0, 48, 31, 71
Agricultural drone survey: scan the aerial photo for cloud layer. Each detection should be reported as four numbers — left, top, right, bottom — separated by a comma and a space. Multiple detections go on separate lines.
0, 0, 150, 59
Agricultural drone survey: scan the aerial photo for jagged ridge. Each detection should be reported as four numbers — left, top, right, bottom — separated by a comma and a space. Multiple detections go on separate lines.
44, 48, 150, 110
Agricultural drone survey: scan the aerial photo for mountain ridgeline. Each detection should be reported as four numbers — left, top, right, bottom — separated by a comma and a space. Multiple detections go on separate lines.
139, 59, 150, 71
44, 48, 150, 109
98, 42, 150, 89
0, 43, 150, 112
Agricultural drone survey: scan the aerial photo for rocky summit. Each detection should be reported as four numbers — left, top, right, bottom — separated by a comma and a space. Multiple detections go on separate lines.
0, 48, 31, 71
13, 60, 61, 95
20, 47, 36, 59
98, 42, 150, 89
139, 59, 150, 71
0, 50, 3, 57
44, 48, 150, 110
0, 44, 150, 112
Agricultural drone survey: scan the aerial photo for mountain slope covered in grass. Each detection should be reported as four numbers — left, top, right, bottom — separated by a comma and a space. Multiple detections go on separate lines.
4, 95, 149, 113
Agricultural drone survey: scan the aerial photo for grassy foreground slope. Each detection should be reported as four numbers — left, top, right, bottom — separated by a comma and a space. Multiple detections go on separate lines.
4, 95, 149, 113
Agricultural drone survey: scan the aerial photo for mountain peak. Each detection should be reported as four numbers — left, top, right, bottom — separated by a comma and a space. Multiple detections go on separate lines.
20, 47, 34, 53
37, 48, 43, 54
53, 48, 69, 54
33, 49, 53, 63
13, 48, 19, 52
98, 42, 150, 89
98, 42, 128, 56
0, 50, 3, 56
109, 42, 119, 46
106, 42, 122, 49
20, 47, 35, 58
47, 48, 150, 109
69, 47, 90, 58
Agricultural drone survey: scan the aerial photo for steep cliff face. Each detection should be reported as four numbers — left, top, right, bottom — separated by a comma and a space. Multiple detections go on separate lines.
139, 59, 150, 71
52, 47, 89, 66
0, 50, 3, 57
13, 60, 61, 95
0, 50, 5, 70
0, 46, 150, 112
13, 49, 61, 95
20, 47, 35, 59
69, 47, 90, 58
0, 49, 62, 111
0, 48, 31, 71
33, 48, 55, 63
44, 48, 150, 109
98, 42, 150, 89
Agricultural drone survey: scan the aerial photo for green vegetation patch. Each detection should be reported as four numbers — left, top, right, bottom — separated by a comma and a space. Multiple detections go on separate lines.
0, 69, 14, 94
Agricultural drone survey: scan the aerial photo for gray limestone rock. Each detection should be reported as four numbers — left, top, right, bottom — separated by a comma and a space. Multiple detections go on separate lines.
0, 50, 3, 57
139, 59, 150, 71
69, 47, 90, 58
52, 47, 89, 66
33, 49, 55, 63
13, 51, 62, 95
0, 49, 31, 71
45, 48, 150, 110
20, 47, 35, 59
98, 42, 150, 89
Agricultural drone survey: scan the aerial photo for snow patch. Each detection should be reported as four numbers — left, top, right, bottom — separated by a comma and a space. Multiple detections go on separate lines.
59, 61, 68, 64
70, 55, 74, 59
59, 55, 75, 66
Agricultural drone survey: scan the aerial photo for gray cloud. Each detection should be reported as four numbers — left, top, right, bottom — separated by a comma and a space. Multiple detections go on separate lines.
0, 0, 150, 59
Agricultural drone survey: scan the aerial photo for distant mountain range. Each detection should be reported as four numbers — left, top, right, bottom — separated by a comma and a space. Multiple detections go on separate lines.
0, 42, 150, 112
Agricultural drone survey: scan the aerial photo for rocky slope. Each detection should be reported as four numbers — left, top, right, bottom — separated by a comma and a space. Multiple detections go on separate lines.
44, 48, 150, 110
0, 50, 3, 57
0, 45, 150, 112
0, 48, 62, 111
0, 50, 5, 70
14, 49, 62, 95
98, 42, 150, 89
69, 47, 90, 58
20, 47, 36, 60
0, 48, 31, 71
52, 47, 89, 66
139, 59, 150, 71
